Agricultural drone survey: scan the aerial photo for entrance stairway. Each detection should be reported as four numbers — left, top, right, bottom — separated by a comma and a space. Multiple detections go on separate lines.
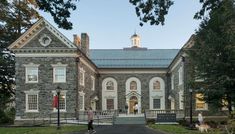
114, 114, 145, 125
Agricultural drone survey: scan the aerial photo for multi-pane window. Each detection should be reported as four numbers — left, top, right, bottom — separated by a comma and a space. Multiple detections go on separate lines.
153, 81, 160, 90
26, 67, 38, 83
54, 67, 66, 83
80, 68, 85, 86
195, 93, 207, 110
53, 92, 66, 111
153, 99, 161, 109
106, 99, 114, 110
27, 95, 38, 111
106, 81, 114, 90
59, 94, 66, 110
130, 81, 137, 90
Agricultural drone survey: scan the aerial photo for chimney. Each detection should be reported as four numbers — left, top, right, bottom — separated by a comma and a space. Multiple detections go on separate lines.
81, 33, 89, 57
73, 34, 81, 47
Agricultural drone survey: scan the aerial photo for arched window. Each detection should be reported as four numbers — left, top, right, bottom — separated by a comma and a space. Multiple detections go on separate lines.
130, 81, 137, 90
153, 81, 160, 90
106, 81, 114, 90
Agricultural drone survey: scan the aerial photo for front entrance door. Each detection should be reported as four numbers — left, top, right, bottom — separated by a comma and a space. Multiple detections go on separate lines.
129, 96, 137, 114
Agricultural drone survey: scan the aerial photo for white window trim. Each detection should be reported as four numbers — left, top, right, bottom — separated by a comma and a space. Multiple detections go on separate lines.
52, 63, 67, 83
52, 90, 67, 112
91, 76, 95, 91
79, 91, 85, 111
24, 63, 40, 83
79, 68, 85, 86
171, 74, 174, 90
126, 77, 141, 94
152, 98, 161, 109
179, 90, 184, 110
24, 89, 39, 112
178, 67, 183, 85
102, 77, 118, 110
149, 77, 165, 110
106, 98, 115, 110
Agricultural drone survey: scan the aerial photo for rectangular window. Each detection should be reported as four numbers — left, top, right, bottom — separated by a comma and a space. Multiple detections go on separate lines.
91, 76, 95, 91
26, 67, 38, 83
106, 99, 114, 110
178, 67, 183, 85
153, 99, 161, 109
59, 94, 66, 110
53, 92, 66, 111
79, 95, 84, 110
54, 67, 66, 83
179, 91, 184, 109
171, 75, 174, 90
195, 93, 207, 110
26, 94, 38, 112
80, 68, 85, 86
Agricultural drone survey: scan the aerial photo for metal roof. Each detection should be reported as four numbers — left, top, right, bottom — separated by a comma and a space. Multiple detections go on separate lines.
90, 49, 180, 68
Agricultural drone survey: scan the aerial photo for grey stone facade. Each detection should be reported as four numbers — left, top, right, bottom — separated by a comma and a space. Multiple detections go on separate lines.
98, 72, 168, 112
9, 18, 228, 123
15, 57, 77, 118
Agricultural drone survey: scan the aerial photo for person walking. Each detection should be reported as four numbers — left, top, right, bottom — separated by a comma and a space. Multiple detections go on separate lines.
87, 107, 96, 134
198, 112, 203, 125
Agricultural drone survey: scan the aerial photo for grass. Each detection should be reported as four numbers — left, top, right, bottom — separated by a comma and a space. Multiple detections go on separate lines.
0, 125, 86, 134
148, 124, 221, 134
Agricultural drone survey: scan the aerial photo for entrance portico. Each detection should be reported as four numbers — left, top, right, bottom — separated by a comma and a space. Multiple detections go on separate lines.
126, 91, 142, 114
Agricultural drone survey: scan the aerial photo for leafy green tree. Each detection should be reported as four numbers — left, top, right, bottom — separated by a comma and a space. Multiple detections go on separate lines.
0, 48, 15, 124
0, 0, 38, 123
0, 0, 39, 47
188, 0, 235, 117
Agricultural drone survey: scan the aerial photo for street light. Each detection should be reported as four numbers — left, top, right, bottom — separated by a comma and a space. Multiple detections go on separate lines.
189, 89, 193, 129
56, 86, 62, 130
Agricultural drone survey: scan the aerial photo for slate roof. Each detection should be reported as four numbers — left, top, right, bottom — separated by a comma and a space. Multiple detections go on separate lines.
90, 48, 180, 68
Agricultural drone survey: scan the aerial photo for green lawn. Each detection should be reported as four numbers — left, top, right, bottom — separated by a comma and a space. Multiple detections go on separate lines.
0, 125, 86, 134
148, 124, 221, 134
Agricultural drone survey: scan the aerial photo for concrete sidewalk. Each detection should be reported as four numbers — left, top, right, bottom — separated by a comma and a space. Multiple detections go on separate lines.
69, 124, 166, 134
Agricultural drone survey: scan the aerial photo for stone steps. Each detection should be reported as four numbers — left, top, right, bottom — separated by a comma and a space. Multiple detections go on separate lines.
114, 116, 145, 125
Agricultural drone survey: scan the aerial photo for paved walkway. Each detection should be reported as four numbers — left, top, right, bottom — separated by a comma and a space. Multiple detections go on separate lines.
69, 125, 166, 134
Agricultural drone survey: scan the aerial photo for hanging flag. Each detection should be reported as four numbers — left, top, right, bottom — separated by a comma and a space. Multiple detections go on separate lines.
52, 95, 58, 108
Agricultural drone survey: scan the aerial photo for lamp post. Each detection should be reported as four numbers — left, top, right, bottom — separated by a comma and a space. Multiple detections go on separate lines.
189, 88, 193, 129
56, 86, 62, 130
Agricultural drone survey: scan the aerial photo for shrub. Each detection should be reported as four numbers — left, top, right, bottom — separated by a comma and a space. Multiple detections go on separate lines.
0, 107, 15, 124
146, 119, 155, 124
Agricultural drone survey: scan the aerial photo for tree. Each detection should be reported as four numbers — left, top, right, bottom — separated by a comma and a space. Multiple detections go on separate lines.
0, 48, 15, 123
0, 0, 39, 123
188, 0, 235, 118
0, 0, 39, 48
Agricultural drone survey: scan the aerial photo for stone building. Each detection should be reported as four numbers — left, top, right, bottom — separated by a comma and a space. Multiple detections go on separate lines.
8, 18, 227, 122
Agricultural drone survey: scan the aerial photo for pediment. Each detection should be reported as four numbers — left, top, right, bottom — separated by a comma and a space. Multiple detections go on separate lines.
8, 18, 76, 50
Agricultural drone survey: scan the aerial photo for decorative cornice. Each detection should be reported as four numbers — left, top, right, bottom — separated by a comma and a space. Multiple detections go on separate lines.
8, 18, 77, 49
13, 49, 77, 54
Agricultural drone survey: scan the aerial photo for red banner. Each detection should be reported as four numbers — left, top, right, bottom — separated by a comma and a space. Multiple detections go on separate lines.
52, 96, 58, 108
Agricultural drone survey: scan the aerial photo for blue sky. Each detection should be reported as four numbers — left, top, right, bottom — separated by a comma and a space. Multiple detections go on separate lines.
40, 0, 202, 49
